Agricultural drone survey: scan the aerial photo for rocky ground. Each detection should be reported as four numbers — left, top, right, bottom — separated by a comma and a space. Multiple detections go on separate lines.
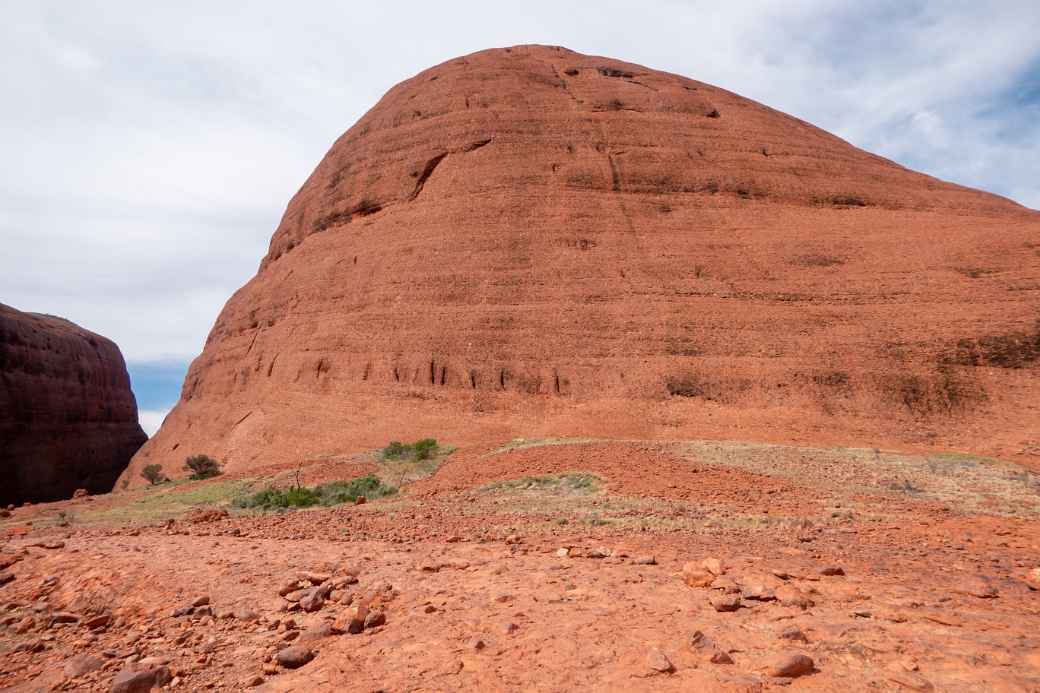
2, 439, 1039, 691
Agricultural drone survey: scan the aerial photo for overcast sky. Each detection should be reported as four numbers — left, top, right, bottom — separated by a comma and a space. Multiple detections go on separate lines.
3, 1, 1038, 435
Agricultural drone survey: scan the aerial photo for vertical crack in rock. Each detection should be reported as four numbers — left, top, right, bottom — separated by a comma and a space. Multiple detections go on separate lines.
608, 154, 622, 193
538, 56, 581, 108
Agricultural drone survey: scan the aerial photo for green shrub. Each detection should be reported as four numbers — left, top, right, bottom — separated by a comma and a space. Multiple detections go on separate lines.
234, 474, 396, 511
413, 438, 438, 460
315, 475, 396, 503
184, 454, 223, 480
141, 464, 166, 485
381, 438, 439, 461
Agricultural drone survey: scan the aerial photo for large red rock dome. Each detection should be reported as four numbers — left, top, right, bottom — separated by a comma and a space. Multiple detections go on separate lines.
1, 303, 147, 503
125, 45, 1040, 484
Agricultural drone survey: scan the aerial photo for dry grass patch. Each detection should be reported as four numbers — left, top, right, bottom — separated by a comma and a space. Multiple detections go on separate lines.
675, 440, 1040, 517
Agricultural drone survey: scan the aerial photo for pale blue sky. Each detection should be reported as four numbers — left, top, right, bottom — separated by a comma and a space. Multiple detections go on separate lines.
2, 1, 1038, 434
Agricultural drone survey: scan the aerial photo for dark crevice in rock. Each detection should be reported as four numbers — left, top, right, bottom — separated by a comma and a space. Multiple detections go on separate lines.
463, 138, 493, 152
410, 153, 449, 201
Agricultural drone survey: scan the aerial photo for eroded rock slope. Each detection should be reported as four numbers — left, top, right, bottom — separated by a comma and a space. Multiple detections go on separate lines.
128, 45, 1040, 483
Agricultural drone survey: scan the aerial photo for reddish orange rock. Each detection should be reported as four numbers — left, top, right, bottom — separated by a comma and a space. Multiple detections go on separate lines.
1, 303, 146, 504
124, 45, 1039, 483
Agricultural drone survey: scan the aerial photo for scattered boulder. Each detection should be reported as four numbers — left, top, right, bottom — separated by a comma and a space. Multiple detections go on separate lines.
84, 612, 112, 629
775, 584, 814, 609
688, 630, 732, 664
682, 562, 715, 588
333, 605, 368, 635
276, 645, 314, 669
763, 652, 815, 678
297, 622, 335, 644
710, 650, 734, 665
646, 648, 674, 674
299, 589, 326, 613
110, 664, 171, 693
741, 580, 777, 601
279, 579, 306, 597
710, 576, 741, 594
779, 625, 808, 642
64, 654, 103, 679
50, 611, 79, 625
300, 571, 330, 585
364, 609, 386, 629
708, 593, 741, 612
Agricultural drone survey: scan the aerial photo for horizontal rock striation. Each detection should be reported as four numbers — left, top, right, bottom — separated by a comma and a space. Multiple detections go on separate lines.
1, 303, 146, 504
127, 45, 1040, 483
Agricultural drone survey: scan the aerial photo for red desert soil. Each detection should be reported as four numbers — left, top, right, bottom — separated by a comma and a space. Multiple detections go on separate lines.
123, 44, 1039, 488
3, 439, 1040, 691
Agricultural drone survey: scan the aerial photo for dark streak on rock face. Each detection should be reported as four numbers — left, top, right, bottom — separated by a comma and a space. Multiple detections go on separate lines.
0, 303, 147, 504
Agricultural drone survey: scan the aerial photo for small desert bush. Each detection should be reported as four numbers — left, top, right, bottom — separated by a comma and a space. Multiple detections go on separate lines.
234, 475, 396, 511
382, 438, 439, 461
184, 454, 223, 481
141, 464, 167, 486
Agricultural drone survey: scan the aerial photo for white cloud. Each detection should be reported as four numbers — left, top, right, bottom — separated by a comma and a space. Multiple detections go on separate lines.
139, 409, 170, 437
1, 1, 1037, 364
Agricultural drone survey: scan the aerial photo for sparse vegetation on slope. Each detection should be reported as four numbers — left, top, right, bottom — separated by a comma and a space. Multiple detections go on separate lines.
376, 438, 454, 488
234, 475, 396, 511
382, 438, 439, 461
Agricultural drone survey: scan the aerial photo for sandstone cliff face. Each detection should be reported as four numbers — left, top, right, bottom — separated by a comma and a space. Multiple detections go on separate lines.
127, 45, 1040, 484
1, 303, 147, 504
